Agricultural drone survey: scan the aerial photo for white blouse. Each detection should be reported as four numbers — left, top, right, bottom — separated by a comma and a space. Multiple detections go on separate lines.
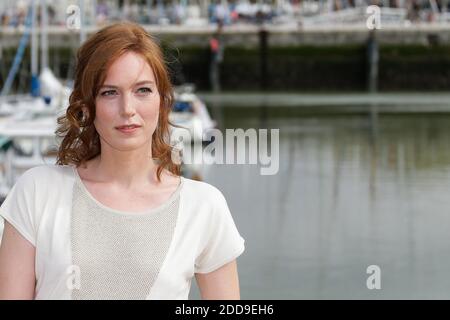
0, 164, 245, 299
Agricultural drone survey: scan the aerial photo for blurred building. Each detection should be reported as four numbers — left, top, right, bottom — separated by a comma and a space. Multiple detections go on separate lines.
1, 0, 449, 28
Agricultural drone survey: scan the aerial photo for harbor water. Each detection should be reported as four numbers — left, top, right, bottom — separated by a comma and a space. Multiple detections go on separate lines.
189, 103, 450, 299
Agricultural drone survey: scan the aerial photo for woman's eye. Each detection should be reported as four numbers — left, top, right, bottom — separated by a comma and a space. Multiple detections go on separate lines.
136, 87, 152, 94
100, 90, 117, 97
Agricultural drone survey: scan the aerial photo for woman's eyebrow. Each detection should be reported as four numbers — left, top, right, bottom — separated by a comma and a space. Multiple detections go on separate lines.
100, 80, 155, 89
134, 80, 155, 86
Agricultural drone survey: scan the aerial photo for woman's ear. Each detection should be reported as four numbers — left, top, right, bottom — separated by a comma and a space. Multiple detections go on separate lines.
81, 107, 91, 122
81, 107, 90, 118
79, 106, 91, 126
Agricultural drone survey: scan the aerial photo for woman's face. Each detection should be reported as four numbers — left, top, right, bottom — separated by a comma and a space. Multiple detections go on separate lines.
94, 51, 160, 153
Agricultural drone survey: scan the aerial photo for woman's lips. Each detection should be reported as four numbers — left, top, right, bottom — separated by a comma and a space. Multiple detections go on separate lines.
116, 126, 141, 134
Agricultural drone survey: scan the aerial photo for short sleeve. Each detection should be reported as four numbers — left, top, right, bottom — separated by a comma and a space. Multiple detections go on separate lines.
0, 169, 37, 246
194, 189, 245, 274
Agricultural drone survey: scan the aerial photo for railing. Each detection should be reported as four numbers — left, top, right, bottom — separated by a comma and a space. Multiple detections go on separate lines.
301, 7, 408, 27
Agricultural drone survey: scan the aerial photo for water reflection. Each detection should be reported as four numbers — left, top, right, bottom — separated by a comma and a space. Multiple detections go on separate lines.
190, 110, 450, 299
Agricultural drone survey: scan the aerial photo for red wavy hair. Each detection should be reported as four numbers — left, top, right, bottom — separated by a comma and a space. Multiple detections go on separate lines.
56, 22, 180, 181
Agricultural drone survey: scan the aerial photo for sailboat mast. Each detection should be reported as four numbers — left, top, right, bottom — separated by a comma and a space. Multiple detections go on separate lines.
80, 0, 86, 44
40, 0, 49, 72
31, 0, 40, 96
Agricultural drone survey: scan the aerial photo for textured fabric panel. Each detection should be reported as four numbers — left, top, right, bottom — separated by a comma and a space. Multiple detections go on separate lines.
70, 179, 181, 300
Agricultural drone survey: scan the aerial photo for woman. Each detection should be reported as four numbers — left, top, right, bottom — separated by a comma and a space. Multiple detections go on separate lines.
0, 22, 245, 300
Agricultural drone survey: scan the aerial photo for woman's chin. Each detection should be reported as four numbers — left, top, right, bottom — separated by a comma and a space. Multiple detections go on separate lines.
108, 140, 148, 152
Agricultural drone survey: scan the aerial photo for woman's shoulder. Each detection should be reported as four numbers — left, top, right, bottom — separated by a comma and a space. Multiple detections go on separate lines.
181, 177, 228, 205
17, 164, 75, 185
182, 177, 222, 194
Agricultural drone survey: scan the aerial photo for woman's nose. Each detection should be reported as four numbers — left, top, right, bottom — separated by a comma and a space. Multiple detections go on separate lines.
120, 94, 136, 117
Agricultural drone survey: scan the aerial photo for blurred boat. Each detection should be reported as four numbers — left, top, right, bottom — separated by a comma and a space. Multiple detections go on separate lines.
0, 112, 58, 201
171, 84, 216, 142
0, 68, 71, 117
